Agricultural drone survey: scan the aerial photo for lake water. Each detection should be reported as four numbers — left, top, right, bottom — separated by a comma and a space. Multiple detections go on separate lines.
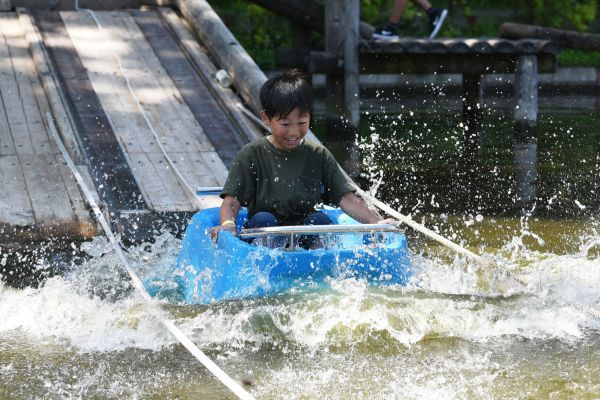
1, 93, 599, 399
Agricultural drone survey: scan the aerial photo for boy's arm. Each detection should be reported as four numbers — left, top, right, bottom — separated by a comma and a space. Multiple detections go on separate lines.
210, 195, 241, 240
338, 192, 396, 225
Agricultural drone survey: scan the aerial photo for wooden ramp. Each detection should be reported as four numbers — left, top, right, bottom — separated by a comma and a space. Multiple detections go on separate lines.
1, 8, 262, 245
0, 13, 97, 245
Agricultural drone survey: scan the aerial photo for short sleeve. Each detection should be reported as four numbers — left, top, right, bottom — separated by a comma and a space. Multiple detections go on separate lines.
321, 148, 355, 204
220, 146, 256, 205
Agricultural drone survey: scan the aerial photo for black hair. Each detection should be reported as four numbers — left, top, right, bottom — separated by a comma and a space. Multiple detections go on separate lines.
260, 69, 312, 119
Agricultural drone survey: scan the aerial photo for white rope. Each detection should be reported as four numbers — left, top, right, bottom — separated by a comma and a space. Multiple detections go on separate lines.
74, 1, 200, 207
46, 112, 255, 400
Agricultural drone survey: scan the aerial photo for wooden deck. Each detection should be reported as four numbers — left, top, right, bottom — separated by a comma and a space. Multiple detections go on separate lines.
0, 13, 97, 244
1, 8, 262, 245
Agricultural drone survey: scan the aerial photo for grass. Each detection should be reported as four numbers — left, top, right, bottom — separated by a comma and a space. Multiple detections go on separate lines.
558, 49, 600, 68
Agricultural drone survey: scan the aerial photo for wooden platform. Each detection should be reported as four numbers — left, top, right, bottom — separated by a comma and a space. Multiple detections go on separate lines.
1, 8, 262, 245
0, 13, 97, 245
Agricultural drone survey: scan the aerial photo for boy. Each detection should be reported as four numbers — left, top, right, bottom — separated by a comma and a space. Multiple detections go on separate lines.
210, 70, 391, 242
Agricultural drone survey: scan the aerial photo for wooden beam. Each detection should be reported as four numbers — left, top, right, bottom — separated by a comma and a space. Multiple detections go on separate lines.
247, 0, 375, 38
175, 0, 267, 115
500, 22, 600, 51
358, 53, 557, 74
461, 73, 483, 164
324, 0, 344, 136
343, 0, 360, 130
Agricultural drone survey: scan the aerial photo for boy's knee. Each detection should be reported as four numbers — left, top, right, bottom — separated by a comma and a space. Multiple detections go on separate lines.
304, 212, 333, 226
247, 212, 279, 228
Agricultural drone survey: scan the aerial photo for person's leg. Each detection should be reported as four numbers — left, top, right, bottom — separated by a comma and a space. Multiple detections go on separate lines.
245, 212, 282, 247
389, 0, 409, 24
416, 0, 447, 39
299, 211, 333, 249
303, 211, 334, 226
374, 0, 409, 40
246, 212, 278, 228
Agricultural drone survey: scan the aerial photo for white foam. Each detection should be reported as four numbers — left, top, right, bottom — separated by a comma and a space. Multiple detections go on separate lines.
0, 276, 172, 352
1, 230, 597, 354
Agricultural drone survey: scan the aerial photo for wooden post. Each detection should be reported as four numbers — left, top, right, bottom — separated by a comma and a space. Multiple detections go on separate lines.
324, 0, 345, 138
461, 73, 484, 163
344, 0, 360, 131
324, 0, 360, 173
513, 55, 538, 205
459, 73, 484, 209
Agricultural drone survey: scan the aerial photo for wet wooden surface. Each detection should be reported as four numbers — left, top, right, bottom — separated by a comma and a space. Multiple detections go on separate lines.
0, 13, 96, 243
2, 8, 259, 244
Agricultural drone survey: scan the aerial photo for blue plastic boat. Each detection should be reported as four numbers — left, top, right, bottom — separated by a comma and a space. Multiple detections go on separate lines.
145, 207, 411, 304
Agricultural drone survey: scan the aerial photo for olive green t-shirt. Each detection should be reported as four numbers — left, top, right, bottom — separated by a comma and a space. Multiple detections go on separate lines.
221, 137, 354, 224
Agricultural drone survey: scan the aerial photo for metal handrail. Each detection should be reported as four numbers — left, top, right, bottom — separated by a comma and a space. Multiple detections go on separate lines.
196, 186, 223, 195
239, 223, 400, 238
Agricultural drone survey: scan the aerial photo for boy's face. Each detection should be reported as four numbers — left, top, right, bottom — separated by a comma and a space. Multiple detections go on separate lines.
262, 108, 310, 151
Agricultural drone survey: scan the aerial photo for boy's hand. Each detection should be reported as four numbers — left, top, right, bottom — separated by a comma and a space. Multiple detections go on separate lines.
210, 223, 237, 241
377, 218, 399, 226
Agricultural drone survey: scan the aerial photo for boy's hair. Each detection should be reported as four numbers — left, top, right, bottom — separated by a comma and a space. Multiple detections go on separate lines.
260, 69, 312, 119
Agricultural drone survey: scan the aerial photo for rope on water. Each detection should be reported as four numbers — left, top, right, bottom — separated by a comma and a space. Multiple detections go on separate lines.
353, 185, 600, 319
47, 112, 255, 400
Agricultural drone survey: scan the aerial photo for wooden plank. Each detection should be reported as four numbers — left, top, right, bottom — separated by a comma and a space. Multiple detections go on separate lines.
117, 11, 217, 153
19, 154, 75, 224
0, 15, 17, 156
35, 11, 147, 212
59, 11, 148, 154
157, 7, 262, 143
0, 15, 34, 155
0, 65, 15, 156
171, 150, 228, 187
5, 13, 97, 234
96, 11, 211, 153
134, 9, 251, 166
1, 15, 52, 156
0, 155, 35, 226
128, 152, 192, 211
76, 165, 101, 206
0, 98, 14, 156
60, 11, 198, 210
62, 10, 231, 211
55, 158, 97, 236
17, 8, 84, 161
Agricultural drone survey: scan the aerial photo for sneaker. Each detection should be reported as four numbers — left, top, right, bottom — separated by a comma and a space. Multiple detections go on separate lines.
428, 8, 448, 39
373, 23, 399, 41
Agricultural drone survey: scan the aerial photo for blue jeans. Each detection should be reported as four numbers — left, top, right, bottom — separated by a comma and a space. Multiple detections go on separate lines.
246, 211, 333, 249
